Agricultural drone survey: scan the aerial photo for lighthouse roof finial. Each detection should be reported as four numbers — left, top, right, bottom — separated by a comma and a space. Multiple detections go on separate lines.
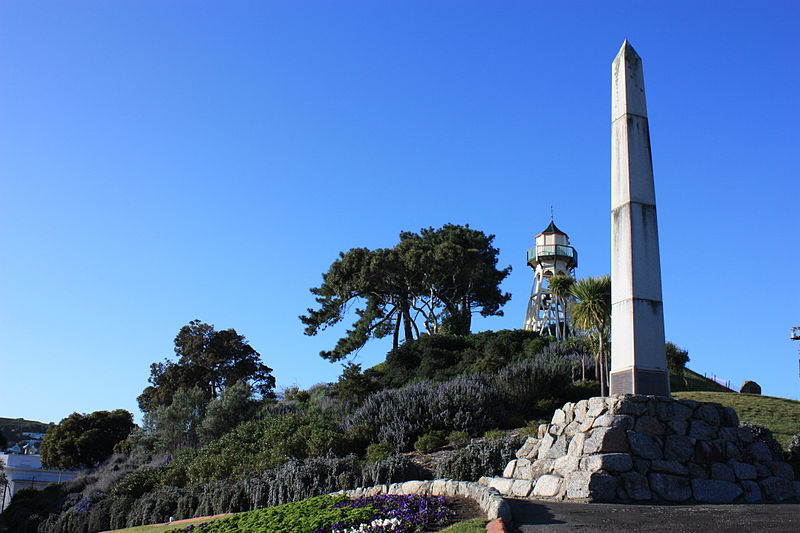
539, 219, 567, 237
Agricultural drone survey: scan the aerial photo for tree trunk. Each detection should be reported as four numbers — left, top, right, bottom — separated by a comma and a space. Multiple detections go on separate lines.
460, 297, 472, 333
598, 333, 606, 396
401, 299, 414, 342
392, 311, 401, 349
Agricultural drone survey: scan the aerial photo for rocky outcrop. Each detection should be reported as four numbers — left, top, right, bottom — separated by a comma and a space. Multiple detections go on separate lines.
479, 395, 799, 503
739, 381, 762, 394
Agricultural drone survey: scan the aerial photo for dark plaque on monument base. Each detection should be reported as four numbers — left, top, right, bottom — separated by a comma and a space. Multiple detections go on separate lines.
610, 367, 670, 397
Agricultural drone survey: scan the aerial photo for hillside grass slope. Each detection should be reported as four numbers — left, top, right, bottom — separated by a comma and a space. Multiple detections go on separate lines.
0, 417, 52, 445
673, 391, 800, 447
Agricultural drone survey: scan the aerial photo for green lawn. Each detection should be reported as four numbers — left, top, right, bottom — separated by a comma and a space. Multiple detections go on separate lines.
673, 391, 800, 447
101, 515, 232, 533
439, 518, 489, 532
671, 368, 732, 393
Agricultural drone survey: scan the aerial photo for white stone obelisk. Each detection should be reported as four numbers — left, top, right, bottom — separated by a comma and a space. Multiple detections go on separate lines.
609, 41, 669, 396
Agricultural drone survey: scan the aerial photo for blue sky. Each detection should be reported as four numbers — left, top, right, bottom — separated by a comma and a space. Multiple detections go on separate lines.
1, 1, 798, 424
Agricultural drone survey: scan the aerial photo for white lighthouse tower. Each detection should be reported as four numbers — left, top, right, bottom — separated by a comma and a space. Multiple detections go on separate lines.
523, 219, 578, 339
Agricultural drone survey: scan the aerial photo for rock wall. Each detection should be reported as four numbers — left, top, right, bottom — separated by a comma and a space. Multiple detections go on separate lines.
479, 395, 799, 503
331, 479, 512, 522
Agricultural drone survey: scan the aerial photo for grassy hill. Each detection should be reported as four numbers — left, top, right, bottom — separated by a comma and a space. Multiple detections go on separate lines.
672, 391, 800, 448
670, 368, 732, 393
0, 417, 52, 445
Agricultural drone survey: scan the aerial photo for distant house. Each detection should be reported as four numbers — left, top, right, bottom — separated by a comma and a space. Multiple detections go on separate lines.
0, 454, 77, 511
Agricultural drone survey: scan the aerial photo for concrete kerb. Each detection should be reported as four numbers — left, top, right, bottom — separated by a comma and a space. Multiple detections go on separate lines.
330, 478, 513, 527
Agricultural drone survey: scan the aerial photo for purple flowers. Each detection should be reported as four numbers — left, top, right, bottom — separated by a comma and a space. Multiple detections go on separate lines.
74, 495, 93, 514
314, 494, 453, 533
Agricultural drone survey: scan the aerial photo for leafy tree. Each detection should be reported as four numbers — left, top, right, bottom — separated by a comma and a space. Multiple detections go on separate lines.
396, 225, 511, 335
665, 342, 690, 385
332, 363, 381, 405
147, 386, 208, 452
570, 275, 611, 395
138, 320, 275, 413
40, 410, 134, 469
199, 381, 259, 444
300, 224, 511, 361
547, 274, 575, 340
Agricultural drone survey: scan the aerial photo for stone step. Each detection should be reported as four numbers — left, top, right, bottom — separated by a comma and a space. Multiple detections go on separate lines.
479, 475, 566, 499
479, 476, 535, 497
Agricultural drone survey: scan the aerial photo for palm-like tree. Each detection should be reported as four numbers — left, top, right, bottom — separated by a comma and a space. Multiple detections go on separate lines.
570, 275, 612, 395
547, 274, 575, 340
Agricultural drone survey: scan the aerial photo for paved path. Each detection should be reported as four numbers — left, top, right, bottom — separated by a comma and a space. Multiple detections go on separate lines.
506, 498, 800, 533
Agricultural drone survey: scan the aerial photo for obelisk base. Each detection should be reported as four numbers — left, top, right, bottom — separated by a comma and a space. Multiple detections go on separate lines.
483, 395, 799, 503
610, 367, 670, 396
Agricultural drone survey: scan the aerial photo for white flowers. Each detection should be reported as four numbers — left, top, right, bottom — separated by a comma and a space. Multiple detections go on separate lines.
332, 516, 402, 532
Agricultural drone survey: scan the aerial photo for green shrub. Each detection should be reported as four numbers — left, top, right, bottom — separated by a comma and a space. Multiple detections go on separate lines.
365, 442, 394, 463
741, 422, 784, 457
0, 485, 64, 533
361, 455, 430, 486
343, 376, 505, 450
435, 436, 523, 481
380, 330, 549, 387
520, 419, 547, 437
185, 411, 348, 484
787, 433, 800, 461
447, 431, 470, 448
564, 380, 601, 402
112, 467, 161, 498
333, 362, 382, 405
414, 431, 445, 453
493, 355, 573, 418
483, 429, 506, 441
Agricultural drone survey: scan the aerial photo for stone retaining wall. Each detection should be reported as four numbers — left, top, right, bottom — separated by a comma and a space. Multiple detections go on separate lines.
331, 479, 511, 522
480, 395, 800, 503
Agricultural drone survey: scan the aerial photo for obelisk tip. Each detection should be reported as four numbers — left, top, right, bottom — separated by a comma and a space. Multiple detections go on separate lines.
616, 40, 640, 61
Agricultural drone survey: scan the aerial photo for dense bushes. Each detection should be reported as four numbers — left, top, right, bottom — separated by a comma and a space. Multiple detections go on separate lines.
741, 422, 784, 459
182, 410, 352, 485
787, 433, 800, 461
26, 454, 427, 533
493, 355, 574, 418
343, 376, 505, 450
379, 330, 549, 387
435, 436, 524, 481
4, 329, 602, 533
342, 347, 595, 452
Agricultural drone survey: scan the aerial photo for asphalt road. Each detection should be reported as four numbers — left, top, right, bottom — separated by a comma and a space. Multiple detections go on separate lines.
506, 498, 800, 533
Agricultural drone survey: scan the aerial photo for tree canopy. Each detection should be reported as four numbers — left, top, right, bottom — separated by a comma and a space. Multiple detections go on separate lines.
300, 224, 511, 361
137, 320, 275, 413
40, 410, 134, 469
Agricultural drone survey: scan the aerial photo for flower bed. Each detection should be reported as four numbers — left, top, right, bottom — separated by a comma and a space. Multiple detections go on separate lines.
172, 494, 453, 533
316, 494, 452, 532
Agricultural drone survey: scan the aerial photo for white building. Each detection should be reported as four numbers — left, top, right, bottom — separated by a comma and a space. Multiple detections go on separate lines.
0, 454, 77, 511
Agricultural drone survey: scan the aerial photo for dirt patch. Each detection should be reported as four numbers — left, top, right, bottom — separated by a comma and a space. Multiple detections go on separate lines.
426, 496, 483, 531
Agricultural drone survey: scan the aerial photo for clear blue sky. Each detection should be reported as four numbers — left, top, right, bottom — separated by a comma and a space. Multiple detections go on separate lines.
1, 1, 798, 424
